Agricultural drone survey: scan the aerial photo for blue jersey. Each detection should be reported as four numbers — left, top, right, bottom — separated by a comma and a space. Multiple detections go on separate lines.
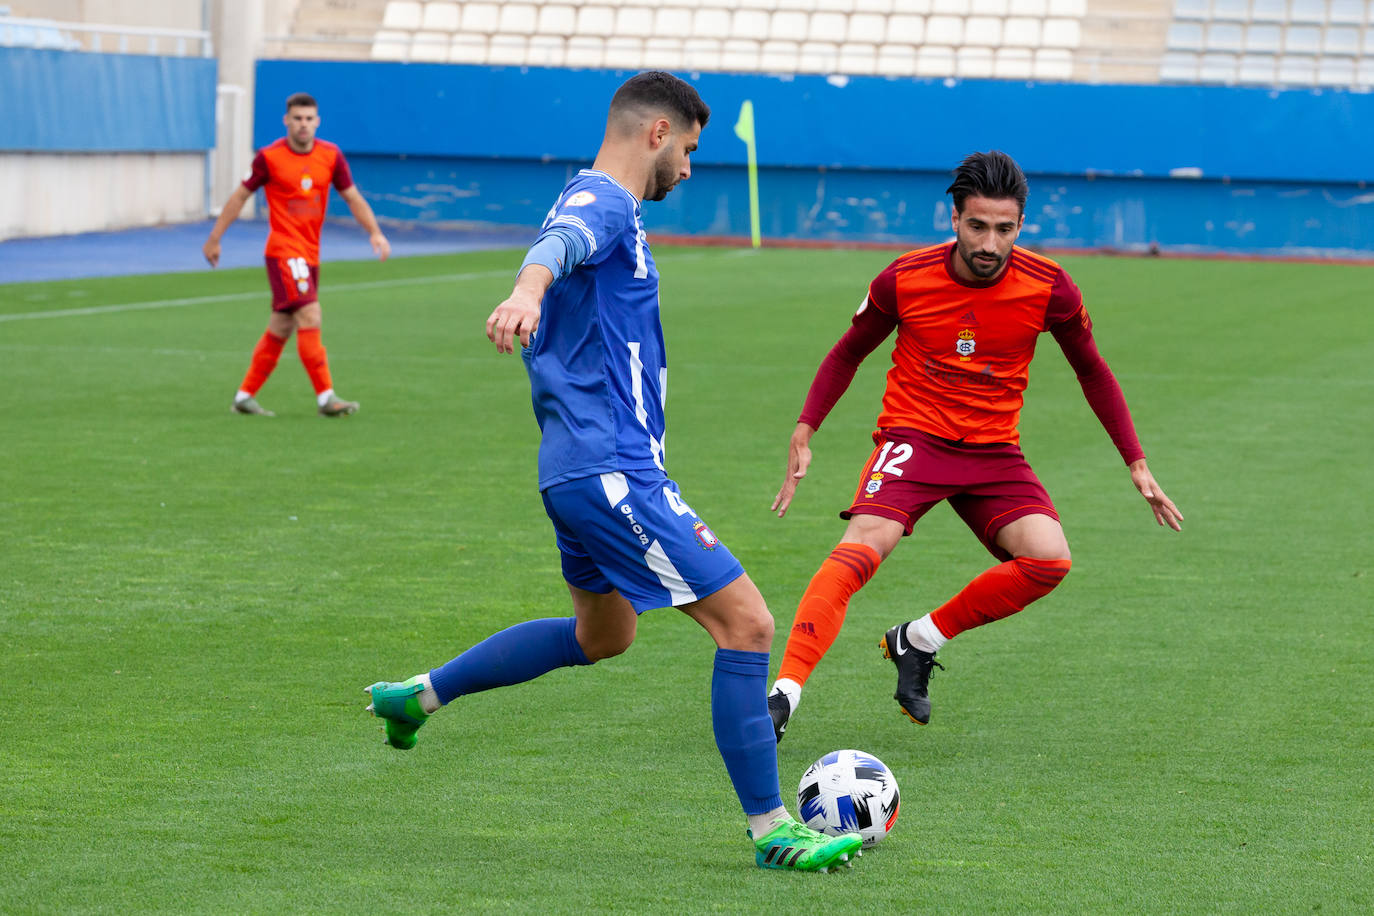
522, 170, 667, 490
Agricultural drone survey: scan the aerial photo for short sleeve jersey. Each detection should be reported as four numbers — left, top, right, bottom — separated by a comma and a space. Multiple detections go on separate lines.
242, 138, 354, 264
866, 242, 1084, 444
522, 170, 667, 490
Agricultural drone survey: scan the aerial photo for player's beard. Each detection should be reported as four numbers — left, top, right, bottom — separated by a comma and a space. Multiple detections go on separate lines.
957, 240, 1007, 279
645, 149, 680, 202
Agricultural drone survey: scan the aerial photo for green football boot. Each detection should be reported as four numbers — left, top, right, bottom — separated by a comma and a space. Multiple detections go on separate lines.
751, 817, 863, 872
365, 676, 430, 750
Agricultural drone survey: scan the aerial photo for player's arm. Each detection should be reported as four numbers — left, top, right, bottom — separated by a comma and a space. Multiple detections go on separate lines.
202, 185, 252, 268
1048, 275, 1183, 531
338, 185, 390, 261
773, 286, 897, 517
485, 226, 591, 354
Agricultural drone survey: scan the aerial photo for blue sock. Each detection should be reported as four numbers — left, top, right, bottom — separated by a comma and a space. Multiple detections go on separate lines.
429, 617, 591, 705
711, 648, 784, 817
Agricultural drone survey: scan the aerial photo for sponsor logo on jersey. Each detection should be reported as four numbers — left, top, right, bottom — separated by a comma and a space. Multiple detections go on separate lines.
565, 191, 597, 207
693, 522, 719, 551
300, 175, 313, 191
956, 328, 976, 361
959, 310, 979, 326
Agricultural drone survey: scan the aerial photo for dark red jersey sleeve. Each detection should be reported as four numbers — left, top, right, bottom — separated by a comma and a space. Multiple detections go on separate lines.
797, 263, 900, 429
1049, 287, 1146, 465
331, 149, 354, 192
242, 150, 270, 192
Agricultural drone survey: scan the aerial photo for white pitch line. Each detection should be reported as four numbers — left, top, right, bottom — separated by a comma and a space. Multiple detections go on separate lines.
0, 268, 514, 323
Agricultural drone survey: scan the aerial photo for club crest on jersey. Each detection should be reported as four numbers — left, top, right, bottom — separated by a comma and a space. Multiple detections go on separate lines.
956, 328, 976, 361
300, 175, 313, 191
865, 472, 884, 496
565, 191, 597, 207
693, 522, 719, 550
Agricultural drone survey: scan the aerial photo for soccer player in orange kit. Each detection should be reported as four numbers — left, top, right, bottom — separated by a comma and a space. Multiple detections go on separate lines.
766, 151, 1183, 742
203, 92, 390, 417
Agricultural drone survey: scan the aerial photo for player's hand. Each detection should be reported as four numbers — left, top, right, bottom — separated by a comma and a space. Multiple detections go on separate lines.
772, 423, 817, 517
202, 239, 220, 268
371, 231, 391, 262
1129, 459, 1183, 531
486, 292, 542, 354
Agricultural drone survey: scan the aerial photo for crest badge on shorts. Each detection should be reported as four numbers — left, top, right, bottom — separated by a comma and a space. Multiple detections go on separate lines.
693, 522, 719, 550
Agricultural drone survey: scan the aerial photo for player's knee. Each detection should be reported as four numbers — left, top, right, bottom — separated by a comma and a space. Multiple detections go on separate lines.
1014, 555, 1073, 591
580, 627, 635, 662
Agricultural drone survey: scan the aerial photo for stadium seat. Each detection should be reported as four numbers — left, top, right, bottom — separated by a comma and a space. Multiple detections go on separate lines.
536, 5, 577, 36
994, 45, 1034, 77
1276, 54, 1317, 82
1237, 53, 1277, 83
575, 6, 616, 36
1197, 52, 1237, 81
643, 37, 686, 68
1284, 25, 1321, 53
891, 0, 934, 13
1046, 0, 1086, 15
383, 1, 422, 30
1003, 17, 1041, 48
769, 10, 810, 41
1287, 0, 1326, 24
957, 45, 995, 77
1328, 0, 1364, 23
1248, 0, 1286, 23
1358, 58, 1374, 87
964, 16, 1003, 46
855, 0, 896, 13
683, 36, 723, 69
932, 0, 972, 12
798, 40, 840, 71
1210, 0, 1248, 22
565, 35, 605, 67
915, 44, 956, 75
1366, 26, 1374, 54
1316, 56, 1355, 85
1042, 18, 1081, 48
815, 0, 858, 11
808, 11, 849, 41
721, 38, 762, 71
760, 39, 802, 71
448, 33, 488, 64
1172, 0, 1207, 21
421, 2, 460, 32
847, 13, 887, 44
971, 0, 1010, 14
1245, 24, 1281, 52
615, 6, 655, 37
1324, 27, 1359, 54
839, 41, 878, 73
410, 31, 449, 60
488, 34, 529, 65
1167, 22, 1204, 51
694, 8, 733, 39
733, 9, 773, 42
654, 8, 693, 38
527, 34, 566, 67
1159, 51, 1198, 81
887, 14, 925, 44
461, 4, 500, 34
1007, 0, 1048, 15
876, 42, 918, 74
498, 5, 538, 36
604, 35, 644, 68
1205, 23, 1244, 52
370, 29, 410, 60
925, 14, 963, 44
775, 0, 817, 10
1034, 47, 1073, 78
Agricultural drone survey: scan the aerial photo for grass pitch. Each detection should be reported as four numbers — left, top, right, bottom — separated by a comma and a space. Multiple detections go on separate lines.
1, 245, 1370, 913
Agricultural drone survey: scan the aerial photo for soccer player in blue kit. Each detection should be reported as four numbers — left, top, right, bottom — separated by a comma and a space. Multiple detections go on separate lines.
365, 72, 862, 872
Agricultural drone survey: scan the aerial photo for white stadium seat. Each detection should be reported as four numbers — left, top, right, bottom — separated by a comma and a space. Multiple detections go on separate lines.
1159, 51, 1198, 81
1210, 0, 1248, 22
808, 11, 849, 41
1197, 52, 1237, 82
1237, 54, 1277, 84
1003, 17, 1041, 48
798, 40, 840, 71
1008, 0, 1048, 15
971, 0, 1010, 14
847, 13, 887, 44
536, 6, 577, 36
887, 14, 925, 44
654, 8, 694, 39
410, 31, 449, 60
1172, 0, 1207, 20
421, 3, 460, 32
1047, 0, 1085, 14
1328, 0, 1365, 23
1284, 26, 1321, 53
1324, 27, 1359, 54
644, 37, 686, 69
488, 34, 529, 65
1167, 22, 1203, 51
925, 15, 963, 45
994, 46, 1034, 78
932, 0, 972, 12
769, 11, 810, 41
1034, 48, 1073, 79
683, 37, 723, 69
565, 36, 605, 67
1316, 56, 1355, 85
891, 0, 933, 13
1276, 54, 1317, 82
1288, 0, 1326, 24
461, 4, 500, 34
1042, 18, 1080, 48
383, 1, 422, 31
915, 44, 956, 75
957, 45, 995, 77
526, 35, 566, 67
760, 39, 801, 71
448, 33, 488, 64
855, 0, 896, 12
839, 41, 878, 73
615, 7, 655, 37
1249, 0, 1286, 23
876, 42, 918, 74
816, 0, 858, 10
1245, 24, 1281, 52
603, 36, 644, 69
370, 29, 410, 60
1205, 23, 1243, 52
694, 8, 733, 39
1358, 58, 1374, 87
721, 38, 762, 71
575, 6, 616, 36
498, 5, 539, 35
964, 16, 1003, 46
733, 10, 773, 42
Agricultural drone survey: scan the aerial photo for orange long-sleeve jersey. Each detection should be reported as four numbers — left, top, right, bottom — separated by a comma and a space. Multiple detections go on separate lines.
799, 242, 1144, 463
243, 137, 353, 264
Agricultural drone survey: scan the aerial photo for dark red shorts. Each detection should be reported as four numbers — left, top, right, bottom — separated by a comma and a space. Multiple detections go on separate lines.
265, 256, 320, 311
842, 427, 1057, 561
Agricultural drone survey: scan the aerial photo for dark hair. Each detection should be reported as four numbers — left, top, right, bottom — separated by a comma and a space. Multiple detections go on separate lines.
285, 92, 318, 112
609, 71, 710, 129
946, 151, 1028, 214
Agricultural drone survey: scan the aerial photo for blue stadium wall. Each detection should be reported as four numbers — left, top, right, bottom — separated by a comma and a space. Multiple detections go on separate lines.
255, 60, 1374, 258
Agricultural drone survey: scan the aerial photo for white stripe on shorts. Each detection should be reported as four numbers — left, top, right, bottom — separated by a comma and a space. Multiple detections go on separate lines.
645, 539, 698, 606
599, 471, 630, 508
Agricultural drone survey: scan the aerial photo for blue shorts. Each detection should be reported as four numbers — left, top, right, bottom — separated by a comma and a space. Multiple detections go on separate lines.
541, 470, 746, 613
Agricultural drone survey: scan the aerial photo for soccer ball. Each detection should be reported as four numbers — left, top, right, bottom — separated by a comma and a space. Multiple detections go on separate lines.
797, 749, 899, 848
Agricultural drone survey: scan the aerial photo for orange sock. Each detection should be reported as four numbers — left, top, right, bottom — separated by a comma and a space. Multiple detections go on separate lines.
777, 543, 882, 686
930, 557, 1072, 639
296, 327, 333, 395
240, 331, 286, 396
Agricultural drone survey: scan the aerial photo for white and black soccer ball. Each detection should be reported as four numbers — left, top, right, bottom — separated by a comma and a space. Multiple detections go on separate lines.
797, 749, 899, 848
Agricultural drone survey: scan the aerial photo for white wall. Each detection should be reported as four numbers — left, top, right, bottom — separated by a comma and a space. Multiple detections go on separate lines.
0, 153, 205, 241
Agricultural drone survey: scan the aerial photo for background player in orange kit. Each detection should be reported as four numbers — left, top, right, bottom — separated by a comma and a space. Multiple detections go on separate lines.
766, 151, 1183, 742
202, 92, 390, 417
